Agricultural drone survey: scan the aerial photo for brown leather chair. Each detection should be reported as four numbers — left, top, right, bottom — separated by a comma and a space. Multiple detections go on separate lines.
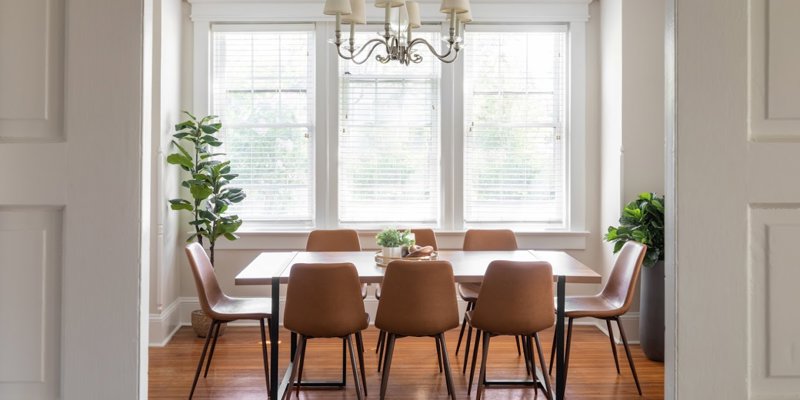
548, 241, 647, 395
456, 229, 522, 372
283, 262, 370, 400
467, 260, 555, 400
374, 228, 439, 361
185, 243, 272, 399
305, 229, 362, 252
305, 229, 366, 298
375, 260, 460, 400
302, 230, 368, 394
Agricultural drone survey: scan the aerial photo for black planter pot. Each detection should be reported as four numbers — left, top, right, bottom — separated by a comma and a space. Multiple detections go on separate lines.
639, 260, 664, 362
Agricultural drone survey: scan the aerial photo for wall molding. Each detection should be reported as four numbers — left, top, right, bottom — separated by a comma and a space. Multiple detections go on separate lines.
148, 298, 182, 347
151, 296, 640, 347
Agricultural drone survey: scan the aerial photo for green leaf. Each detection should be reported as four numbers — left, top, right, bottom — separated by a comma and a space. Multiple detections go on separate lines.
613, 240, 625, 253
189, 184, 213, 201
166, 153, 193, 170
169, 199, 193, 211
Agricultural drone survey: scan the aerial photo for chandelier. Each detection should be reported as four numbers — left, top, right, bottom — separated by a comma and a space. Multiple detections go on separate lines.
323, 0, 473, 65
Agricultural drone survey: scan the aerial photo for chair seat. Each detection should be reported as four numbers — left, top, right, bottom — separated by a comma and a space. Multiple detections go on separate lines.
458, 283, 481, 302
562, 295, 621, 319
211, 296, 272, 321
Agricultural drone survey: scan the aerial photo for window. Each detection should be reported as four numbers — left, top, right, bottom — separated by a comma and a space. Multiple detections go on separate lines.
463, 29, 567, 227
210, 26, 315, 225
338, 31, 441, 226
201, 22, 579, 232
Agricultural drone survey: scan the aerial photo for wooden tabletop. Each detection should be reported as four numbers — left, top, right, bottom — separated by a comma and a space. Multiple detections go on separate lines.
235, 250, 601, 286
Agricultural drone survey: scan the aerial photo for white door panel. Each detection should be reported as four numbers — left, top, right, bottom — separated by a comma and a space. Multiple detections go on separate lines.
0, 0, 145, 398
676, 0, 800, 398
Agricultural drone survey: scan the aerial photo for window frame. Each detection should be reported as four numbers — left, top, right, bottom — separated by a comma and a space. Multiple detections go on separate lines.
190, 1, 588, 237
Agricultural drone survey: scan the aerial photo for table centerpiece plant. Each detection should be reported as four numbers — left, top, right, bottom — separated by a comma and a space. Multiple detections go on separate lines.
376, 228, 415, 258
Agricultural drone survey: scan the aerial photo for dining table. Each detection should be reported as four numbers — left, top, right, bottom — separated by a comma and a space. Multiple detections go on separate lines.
235, 249, 602, 400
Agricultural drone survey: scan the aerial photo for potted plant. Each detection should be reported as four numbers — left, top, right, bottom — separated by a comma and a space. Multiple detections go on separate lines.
376, 228, 415, 258
167, 112, 246, 337
604, 192, 664, 361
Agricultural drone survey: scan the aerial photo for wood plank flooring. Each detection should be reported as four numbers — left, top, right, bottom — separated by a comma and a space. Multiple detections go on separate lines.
150, 326, 664, 399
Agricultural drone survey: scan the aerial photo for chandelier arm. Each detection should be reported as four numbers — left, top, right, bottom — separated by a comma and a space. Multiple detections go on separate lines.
340, 38, 389, 60
337, 39, 388, 64
408, 37, 456, 61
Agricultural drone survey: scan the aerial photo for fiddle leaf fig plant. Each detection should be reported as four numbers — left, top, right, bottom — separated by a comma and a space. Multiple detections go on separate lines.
604, 192, 664, 267
167, 112, 245, 266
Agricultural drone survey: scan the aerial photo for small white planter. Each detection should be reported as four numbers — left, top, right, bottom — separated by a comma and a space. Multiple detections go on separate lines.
382, 247, 404, 258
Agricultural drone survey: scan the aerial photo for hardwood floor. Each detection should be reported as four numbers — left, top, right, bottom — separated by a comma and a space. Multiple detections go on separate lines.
150, 326, 664, 399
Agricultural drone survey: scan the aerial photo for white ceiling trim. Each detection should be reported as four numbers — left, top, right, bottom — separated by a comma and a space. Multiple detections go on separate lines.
188, 0, 592, 23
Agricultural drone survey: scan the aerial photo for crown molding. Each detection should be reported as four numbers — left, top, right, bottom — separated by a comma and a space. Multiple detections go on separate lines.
188, 0, 592, 23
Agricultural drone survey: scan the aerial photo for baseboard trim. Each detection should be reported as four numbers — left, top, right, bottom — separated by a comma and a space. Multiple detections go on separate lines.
153, 295, 640, 346
149, 299, 182, 347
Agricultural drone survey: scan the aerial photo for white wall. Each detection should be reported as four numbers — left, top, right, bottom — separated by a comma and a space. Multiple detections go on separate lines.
599, 0, 666, 337
148, 0, 186, 346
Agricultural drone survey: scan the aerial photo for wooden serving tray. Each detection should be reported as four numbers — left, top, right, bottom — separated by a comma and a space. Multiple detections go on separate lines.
374, 251, 439, 267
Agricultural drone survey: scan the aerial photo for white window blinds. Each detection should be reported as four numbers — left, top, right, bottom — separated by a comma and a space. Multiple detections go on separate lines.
463, 29, 567, 227
211, 26, 315, 225
338, 31, 442, 226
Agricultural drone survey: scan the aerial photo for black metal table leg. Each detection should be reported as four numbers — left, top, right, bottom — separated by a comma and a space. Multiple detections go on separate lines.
270, 277, 280, 399
555, 276, 566, 400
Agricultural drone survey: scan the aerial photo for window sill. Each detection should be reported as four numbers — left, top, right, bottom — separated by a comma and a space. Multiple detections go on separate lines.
214, 229, 590, 251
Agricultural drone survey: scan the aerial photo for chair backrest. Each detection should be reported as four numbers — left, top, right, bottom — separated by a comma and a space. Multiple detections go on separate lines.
601, 241, 647, 313
470, 261, 555, 335
463, 229, 518, 251
396, 228, 439, 250
185, 243, 225, 319
375, 260, 460, 336
284, 262, 368, 338
305, 229, 362, 252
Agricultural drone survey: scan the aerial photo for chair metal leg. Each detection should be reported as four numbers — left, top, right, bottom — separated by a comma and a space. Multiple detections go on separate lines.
346, 335, 365, 400
476, 333, 491, 400
549, 329, 556, 375
616, 317, 642, 395
455, 301, 472, 355
380, 334, 397, 400
606, 319, 621, 374
203, 321, 222, 377
435, 336, 444, 373
260, 319, 270, 392
377, 330, 386, 372
189, 321, 217, 400
524, 335, 535, 378
438, 333, 457, 400
533, 333, 553, 400
376, 330, 385, 354
462, 322, 473, 373
468, 330, 482, 395
355, 331, 368, 396
342, 338, 347, 385
296, 337, 307, 397
563, 318, 574, 389
285, 335, 306, 400
516, 335, 522, 356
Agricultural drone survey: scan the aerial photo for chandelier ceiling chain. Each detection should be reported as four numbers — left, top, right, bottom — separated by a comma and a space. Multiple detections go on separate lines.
323, 0, 473, 65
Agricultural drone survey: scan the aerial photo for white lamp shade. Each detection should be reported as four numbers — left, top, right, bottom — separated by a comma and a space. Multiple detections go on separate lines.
342, 0, 367, 23
324, 0, 352, 15
440, 0, 470, 14
406, 1, 421, 28
375, 0, 405, 8
457, 10, 472, 23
